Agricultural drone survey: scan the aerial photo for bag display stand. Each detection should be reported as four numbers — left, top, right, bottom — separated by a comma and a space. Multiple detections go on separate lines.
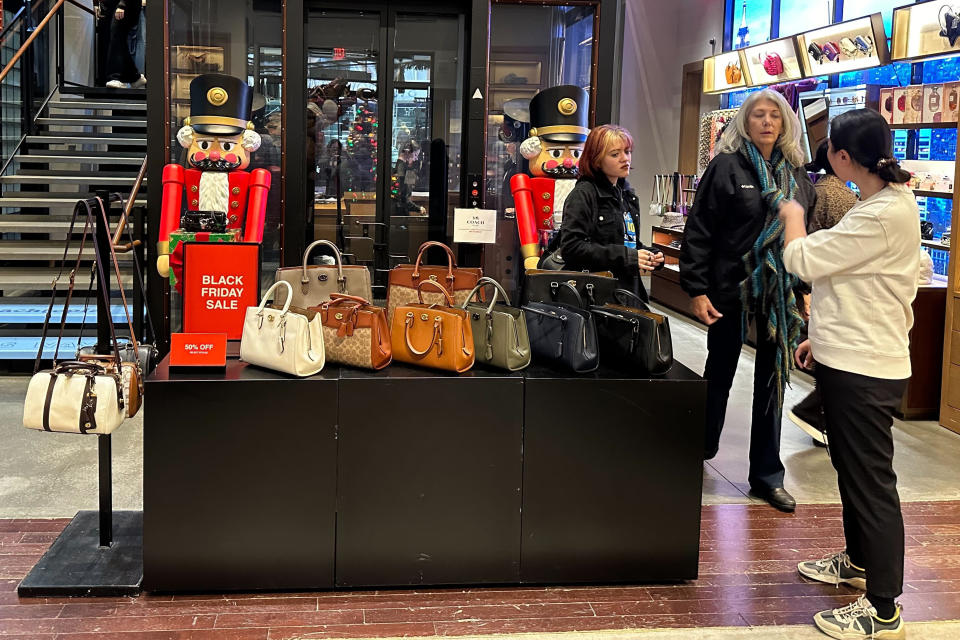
18, 198, 143, 597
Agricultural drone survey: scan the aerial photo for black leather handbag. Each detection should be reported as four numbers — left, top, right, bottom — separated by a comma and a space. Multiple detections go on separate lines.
522, 269, 618, 308
591, 289, 673, 375
522, 282, 599, 373
181, 210, 227, 232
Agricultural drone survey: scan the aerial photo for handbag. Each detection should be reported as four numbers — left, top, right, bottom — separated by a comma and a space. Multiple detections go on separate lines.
181, 210, 227, 233
522, 282, 599, 373
822, 41, 841, 61
461, 277, 531, 372
808, 42, 823, 63
240, 280, 325, 377
591, 289, 673, 375
839, 37, 858, 57
854, 35, 874, 55
522, 269, 618, 308
761, 52, 784, 76
313, 293, 392, 370
275, 239, 373, 309
724, 61, 742, 84
390, 280, 475, 373
941, 5, 960, 46
387, 241, 482, 322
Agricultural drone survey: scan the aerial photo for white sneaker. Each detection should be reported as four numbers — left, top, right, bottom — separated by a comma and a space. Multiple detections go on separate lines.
105, 80, 129, 89
130, 75, 147, 88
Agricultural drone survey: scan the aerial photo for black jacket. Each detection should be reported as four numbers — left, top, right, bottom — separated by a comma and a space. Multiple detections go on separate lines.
679, 151, 817, 312
559, 175, 656, 301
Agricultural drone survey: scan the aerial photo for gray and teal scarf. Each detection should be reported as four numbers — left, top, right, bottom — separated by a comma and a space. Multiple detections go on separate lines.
739, 139, 804, 411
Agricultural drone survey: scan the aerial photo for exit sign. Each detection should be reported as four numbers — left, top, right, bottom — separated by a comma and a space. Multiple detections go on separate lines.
333, 47, 345, 60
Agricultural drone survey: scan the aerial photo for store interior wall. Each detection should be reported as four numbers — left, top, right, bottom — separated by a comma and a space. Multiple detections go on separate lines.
618, 0, 723, 244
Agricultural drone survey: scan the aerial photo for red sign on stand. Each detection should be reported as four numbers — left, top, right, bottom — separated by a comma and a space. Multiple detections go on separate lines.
182, 242, 261, 340
169, 333, 228, 367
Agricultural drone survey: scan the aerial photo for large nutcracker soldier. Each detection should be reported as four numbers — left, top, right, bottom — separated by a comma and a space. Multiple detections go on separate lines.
510, 85, 590, 270
157, 74, 271, 289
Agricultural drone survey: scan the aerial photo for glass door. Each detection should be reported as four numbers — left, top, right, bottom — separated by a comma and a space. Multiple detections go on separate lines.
305, 4, 464, 300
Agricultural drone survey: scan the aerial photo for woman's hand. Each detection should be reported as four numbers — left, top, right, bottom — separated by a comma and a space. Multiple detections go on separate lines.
778, 199, 807, 248
115, 7, 125, 20
777, 199, 805, 223
638, 249, 664, 272
794, 339, 814, 370
801, 293, 811, 322
691, 295, 723, 326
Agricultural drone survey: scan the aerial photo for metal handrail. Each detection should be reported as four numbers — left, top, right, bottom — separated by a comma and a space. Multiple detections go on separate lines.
113, 157, 148, 253
0, 0, 65, 85
0, 6, 27, 42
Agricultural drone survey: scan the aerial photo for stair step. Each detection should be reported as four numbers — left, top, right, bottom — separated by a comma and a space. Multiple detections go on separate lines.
26, 135, 146, 146
24, 148, 144, 158
0, 198, 146, 208
0, 175, 140, 185
0, 268, 134, 287
0, 302, 130, 324
0, 240, 133, 260
36, 117, 147, 127
0, 337, 98, 360
49, 101, 146, 111
0, 215, 75, 230
13, 155, 144, 165
59, 86, 146, 100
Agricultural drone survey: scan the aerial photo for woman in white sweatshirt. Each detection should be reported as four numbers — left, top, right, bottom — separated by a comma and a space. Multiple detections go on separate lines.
779, 108, 918, 640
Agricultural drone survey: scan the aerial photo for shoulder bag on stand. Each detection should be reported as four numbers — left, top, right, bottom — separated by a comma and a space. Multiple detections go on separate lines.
313, 293, 392, 370
275, 239, 373, 308
461, 277, 531, 372
24, 199, 140, 435
522, 282, 599, 373
522, 269, 618, 308
387, 241, 482, 322
591, 289, 673, 375
240, 280, 326, 377
391, 280, 475, 373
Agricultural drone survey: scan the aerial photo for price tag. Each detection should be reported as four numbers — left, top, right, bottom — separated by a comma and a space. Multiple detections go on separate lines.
169, 333, 227, 368
453, 208, 497, 244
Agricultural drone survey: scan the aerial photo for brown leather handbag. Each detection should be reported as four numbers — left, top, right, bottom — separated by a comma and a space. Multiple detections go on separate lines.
390, 280, 475, 373
313, 294, 392, 370
386, 241, 482, 322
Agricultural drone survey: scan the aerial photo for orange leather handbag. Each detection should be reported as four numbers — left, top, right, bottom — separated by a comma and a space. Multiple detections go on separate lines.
390, 280, 475, 373
386, 241, 482, 322
313, 294, 392, 370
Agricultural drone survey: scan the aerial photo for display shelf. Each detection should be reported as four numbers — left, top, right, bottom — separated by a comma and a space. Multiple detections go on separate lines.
652, 242, 681, 260
652, 225, 684, 235
890, 121, 958, 129
923, 239, 951, 250
914, 190, 954, 199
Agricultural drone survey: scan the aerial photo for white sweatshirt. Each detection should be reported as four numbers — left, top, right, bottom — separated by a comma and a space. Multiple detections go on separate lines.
783, 183, 920, 380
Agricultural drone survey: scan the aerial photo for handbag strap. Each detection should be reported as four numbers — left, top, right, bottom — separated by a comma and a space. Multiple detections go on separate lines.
116, 192, 158, 344
258, 280, 294, 315
95, 197, 140, 356
327, 292, 371, 307
49, 209, 94, 370
548, 280, 584, 308
412, 240, 456, 281
462, 276, 511, 314
612, 288, 650, 310
417, 279, 455, 306
403, 311, 442, 357
301, 239, 345, 290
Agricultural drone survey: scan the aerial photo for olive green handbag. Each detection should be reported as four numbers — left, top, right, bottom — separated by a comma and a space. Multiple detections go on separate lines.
461, 277, 531, 372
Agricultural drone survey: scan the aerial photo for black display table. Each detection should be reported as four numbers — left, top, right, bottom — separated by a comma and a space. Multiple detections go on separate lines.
143, 357, 705, 592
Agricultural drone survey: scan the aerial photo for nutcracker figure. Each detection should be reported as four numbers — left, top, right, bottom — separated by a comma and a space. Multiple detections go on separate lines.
510, 85, 589, 270
157, 74, 271, 289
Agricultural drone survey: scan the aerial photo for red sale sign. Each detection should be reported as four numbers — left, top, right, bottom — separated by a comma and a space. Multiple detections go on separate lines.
182, 242, 261, 339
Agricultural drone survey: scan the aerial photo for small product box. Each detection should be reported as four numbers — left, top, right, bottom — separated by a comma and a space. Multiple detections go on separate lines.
904, 85, 923, 124
879, 88, 894, 124
923, 84, 945, 123
944, 81, 960, 122
892, 88, 906, 125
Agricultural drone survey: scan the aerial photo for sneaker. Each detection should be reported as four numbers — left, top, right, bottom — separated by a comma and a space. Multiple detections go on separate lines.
798, 551, 867, 590
130, 74, 147, 88
813, 595, 905, 639
789, 388, 828, 446
105, 79, 129, 89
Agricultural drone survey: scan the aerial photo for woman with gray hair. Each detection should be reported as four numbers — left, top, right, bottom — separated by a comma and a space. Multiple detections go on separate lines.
679, 89, 817, 512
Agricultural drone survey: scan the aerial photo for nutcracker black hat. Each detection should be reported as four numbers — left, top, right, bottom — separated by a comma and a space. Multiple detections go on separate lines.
528, 85, 589, 144
186, 74, 254, 136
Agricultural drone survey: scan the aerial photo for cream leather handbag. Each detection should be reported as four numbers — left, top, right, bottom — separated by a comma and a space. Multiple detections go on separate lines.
24, 361, 126, 435
240, 280, 325, 377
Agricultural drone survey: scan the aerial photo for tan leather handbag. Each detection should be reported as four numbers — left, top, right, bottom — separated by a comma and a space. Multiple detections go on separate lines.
276, 239, 373, 308
76, 354, 142, 418
461, 277, 531, 372
313, 294, 392, 370
387, 241, 482, 322
391, 280, 475, 373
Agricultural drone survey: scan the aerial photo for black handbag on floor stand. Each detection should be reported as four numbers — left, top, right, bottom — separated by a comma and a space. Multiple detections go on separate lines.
590, 288, 673, 375
522, 282, 599, 373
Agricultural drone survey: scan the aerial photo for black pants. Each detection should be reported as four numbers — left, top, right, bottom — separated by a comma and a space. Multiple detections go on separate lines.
103, 0, 142, 83
704, 305, 784, 490
817, 363, 907, 599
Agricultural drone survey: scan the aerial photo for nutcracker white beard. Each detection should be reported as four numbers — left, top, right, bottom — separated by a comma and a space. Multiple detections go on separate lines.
198, 172, 229, 213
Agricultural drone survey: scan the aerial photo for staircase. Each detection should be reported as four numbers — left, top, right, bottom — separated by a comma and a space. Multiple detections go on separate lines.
0, 86, 147, 361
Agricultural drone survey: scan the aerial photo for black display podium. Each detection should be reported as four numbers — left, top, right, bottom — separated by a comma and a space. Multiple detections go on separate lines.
143, 357, 705, 592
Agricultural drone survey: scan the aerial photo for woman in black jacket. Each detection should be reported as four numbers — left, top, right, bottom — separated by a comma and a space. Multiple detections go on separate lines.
558, 125, 664, 301
679, 88, 817, 512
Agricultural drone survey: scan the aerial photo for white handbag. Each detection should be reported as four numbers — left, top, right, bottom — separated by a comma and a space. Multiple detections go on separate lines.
275, 239, 373, 308
24, 361, 126, 435
240, 280, 326, 377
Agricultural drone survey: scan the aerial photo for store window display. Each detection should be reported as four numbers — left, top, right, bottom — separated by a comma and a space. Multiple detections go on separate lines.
679, 88, 817, 513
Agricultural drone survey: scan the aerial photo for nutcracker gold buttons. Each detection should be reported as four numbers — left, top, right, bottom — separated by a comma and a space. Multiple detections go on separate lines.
232, 186, 240, 195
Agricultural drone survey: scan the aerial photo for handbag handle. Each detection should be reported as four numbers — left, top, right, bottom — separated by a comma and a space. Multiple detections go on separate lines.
412, 240, 456, 281
301, 240, 346, 290
417, 279, 455, 307
404, 312, 442, 357
327, 293, 371, 307
613, 288, 650, 310
462, 276, 511, 314
548, 280, 584, 308
54, 360, 106, 376
258, 280, 294, 315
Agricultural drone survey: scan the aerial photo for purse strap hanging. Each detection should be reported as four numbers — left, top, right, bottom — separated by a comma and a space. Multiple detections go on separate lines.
94, 197, 140, 358
116, 193, 159, 345
301, 239, 347, 292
